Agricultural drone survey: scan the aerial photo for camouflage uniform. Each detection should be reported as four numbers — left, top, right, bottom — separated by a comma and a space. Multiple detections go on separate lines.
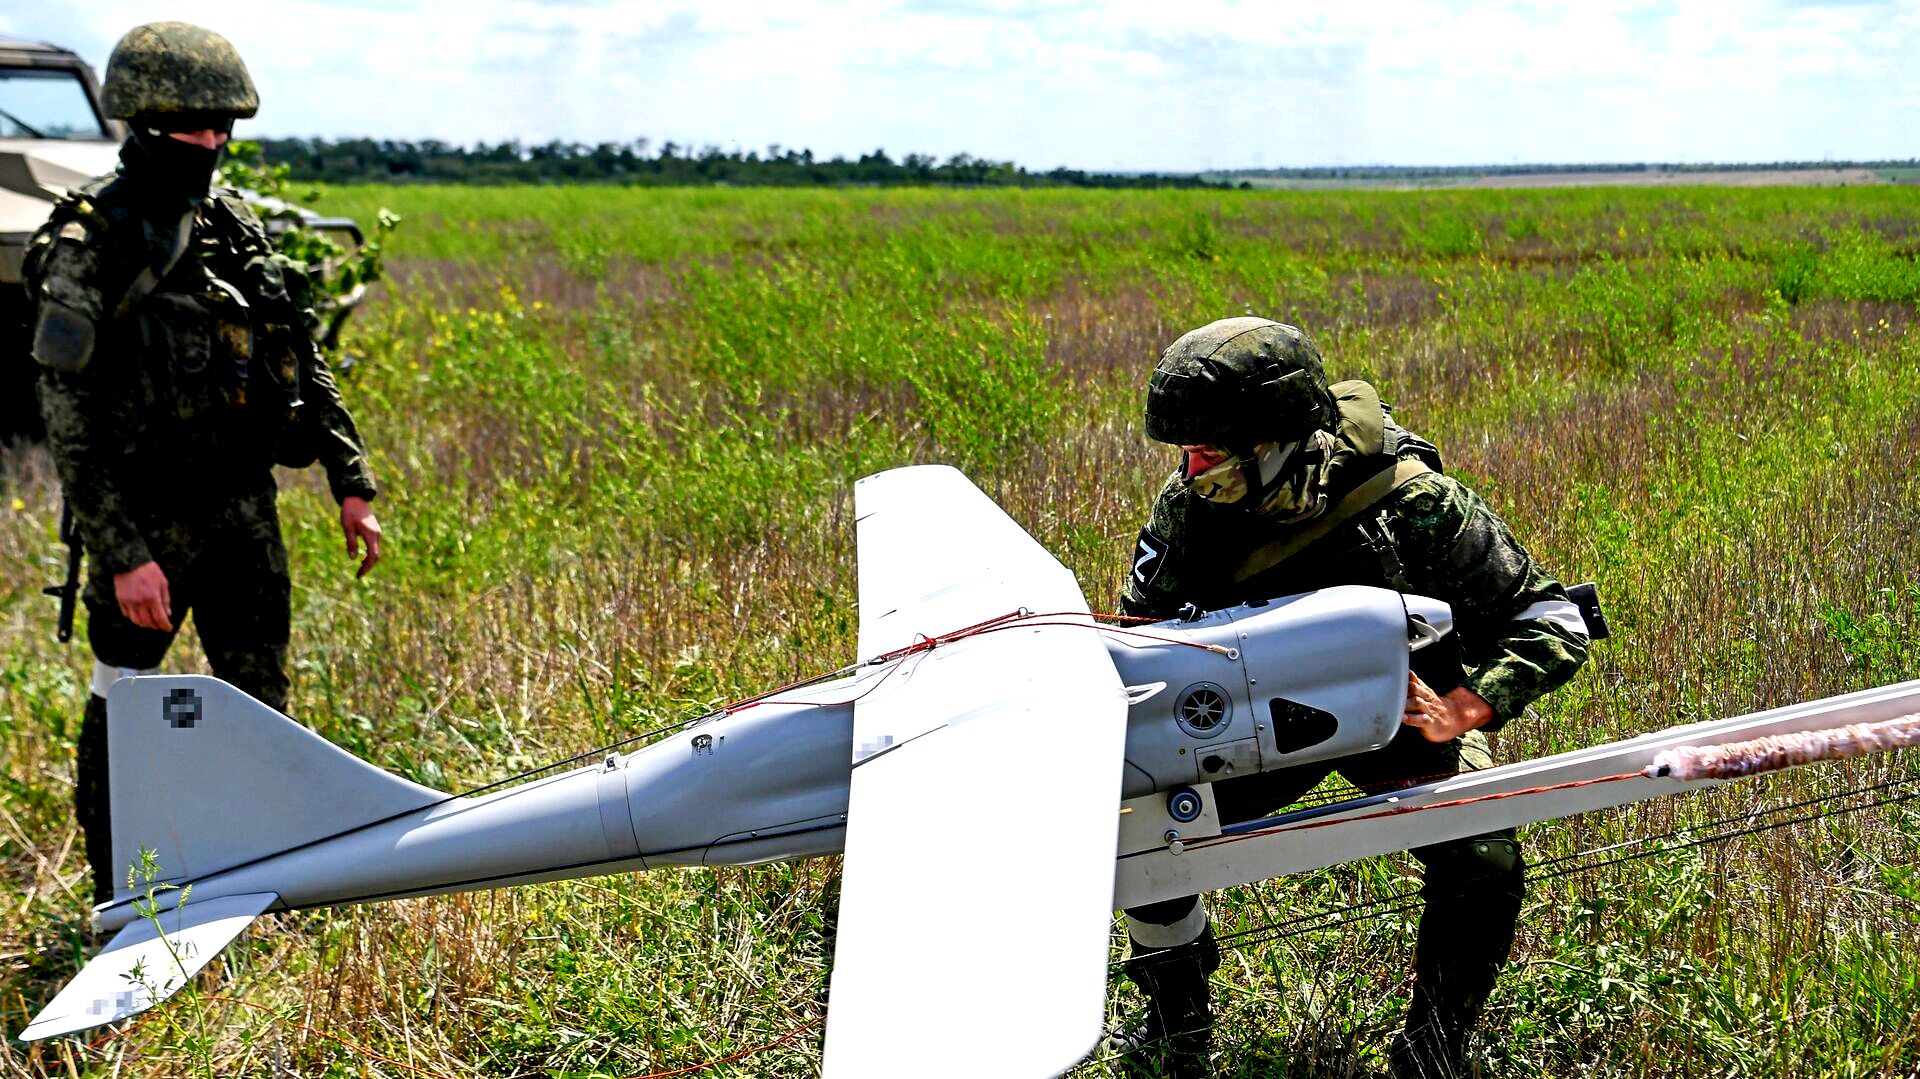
1119, 320, 1588, 1077
24, 28, 376, 901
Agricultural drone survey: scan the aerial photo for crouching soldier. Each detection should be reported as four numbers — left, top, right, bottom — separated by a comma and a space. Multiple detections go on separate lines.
1116, 317, 1589, 1077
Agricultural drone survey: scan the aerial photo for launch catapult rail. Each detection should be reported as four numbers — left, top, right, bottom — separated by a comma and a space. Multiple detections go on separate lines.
1112, 681, 1920, 909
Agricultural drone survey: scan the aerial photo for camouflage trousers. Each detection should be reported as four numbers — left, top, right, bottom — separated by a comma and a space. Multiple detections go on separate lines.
1124, 725, 1524, 1075
75, 474, 291, 902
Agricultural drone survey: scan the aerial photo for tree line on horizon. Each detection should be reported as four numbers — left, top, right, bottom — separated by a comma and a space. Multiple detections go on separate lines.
250, 137, 1240, 188
1212, 159, 1920, 180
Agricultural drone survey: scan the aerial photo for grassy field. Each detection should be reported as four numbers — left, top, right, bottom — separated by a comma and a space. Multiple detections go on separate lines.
2, 183, 1917, 1077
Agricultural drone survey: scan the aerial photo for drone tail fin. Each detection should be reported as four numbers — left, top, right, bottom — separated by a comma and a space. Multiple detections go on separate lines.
101, 675, 443, 906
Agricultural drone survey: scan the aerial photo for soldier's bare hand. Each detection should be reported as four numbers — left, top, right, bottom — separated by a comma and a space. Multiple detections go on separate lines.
114, 561, 174, 632
341, 496, 382, 579
1403, 672, 1493, 743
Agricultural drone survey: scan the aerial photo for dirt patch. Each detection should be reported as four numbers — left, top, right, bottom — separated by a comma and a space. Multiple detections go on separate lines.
386, 256, 683, 314
1033, 277, 1185, 382
1790, 298, 1915, 344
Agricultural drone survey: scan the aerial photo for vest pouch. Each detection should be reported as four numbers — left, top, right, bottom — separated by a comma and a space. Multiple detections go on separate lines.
137, 283, 257, 459
141, 292, 212, 378
236, 252, 311, 431
248, 321, 303, 412
255, 323, 316, 469
197, 278, 254, 407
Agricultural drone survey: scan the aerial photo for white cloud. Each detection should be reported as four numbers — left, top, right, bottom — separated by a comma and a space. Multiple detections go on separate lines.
20, 0, 1920, 167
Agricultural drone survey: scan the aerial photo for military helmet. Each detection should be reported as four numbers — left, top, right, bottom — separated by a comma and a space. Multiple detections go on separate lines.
100, 22, 259, 121
1143, 317, 1337, 448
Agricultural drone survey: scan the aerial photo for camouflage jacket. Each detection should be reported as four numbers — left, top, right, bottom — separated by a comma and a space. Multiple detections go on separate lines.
1121, 383, 1588, 731
24, 163, 377, 574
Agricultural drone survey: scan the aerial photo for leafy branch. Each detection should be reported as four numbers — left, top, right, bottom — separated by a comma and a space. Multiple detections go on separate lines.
219, 139, 402, 359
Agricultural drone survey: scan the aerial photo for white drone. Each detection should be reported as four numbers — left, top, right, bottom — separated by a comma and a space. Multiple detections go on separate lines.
22, 466, 1920, 1077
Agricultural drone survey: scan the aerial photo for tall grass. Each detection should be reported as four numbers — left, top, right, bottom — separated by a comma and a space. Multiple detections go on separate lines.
1, 184, 1915, 1076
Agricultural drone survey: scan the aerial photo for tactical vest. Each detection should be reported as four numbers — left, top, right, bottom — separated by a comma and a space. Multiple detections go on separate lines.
1228, 382, 1443, 592
1232, 455, 1433, 592
25, 183, 313, 470
1227, 414, 1463, 690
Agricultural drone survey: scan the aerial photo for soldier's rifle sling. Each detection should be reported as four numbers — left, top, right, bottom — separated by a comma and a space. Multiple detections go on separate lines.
113, 209, 195, 322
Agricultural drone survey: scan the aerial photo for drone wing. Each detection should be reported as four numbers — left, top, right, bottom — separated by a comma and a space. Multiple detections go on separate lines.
824, 466, 1128, 1079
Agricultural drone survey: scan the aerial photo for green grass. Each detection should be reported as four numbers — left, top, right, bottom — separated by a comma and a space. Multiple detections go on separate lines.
2, 184, 1917, 1076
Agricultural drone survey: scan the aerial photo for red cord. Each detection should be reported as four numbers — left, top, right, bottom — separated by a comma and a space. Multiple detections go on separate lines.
726, 609, 1224, 713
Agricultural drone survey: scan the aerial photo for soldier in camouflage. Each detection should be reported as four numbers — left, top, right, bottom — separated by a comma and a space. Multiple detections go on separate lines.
23, 23, 382, 905
1116, 318, 1589, 1078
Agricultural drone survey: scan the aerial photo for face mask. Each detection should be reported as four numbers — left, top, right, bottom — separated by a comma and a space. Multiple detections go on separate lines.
126, 122, 229, 202
1254, 429, 1338, 522
1185, 431, 1337, 521
1187, 439, 1299, 506
1186, 450, 1250, 504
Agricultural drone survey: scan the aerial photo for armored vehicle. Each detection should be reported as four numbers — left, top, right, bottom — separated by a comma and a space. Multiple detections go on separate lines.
0, 37, 116, 443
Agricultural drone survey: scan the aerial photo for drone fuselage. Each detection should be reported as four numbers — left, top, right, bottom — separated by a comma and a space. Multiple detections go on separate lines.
94, 586, 1432, 933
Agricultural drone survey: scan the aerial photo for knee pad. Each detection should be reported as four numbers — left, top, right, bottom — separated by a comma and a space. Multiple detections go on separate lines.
1125, 923, 1221, 993
1126, 895, 1208, 950
1124, 895, 1219, 988
1419, 833, 1524, 900
90, 661, 158, 698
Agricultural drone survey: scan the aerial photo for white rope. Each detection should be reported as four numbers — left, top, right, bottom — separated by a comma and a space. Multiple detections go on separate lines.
1646, 712, 1920, 781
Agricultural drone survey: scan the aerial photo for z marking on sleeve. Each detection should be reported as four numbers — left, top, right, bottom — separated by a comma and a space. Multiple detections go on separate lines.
1133, 530, 1170, 589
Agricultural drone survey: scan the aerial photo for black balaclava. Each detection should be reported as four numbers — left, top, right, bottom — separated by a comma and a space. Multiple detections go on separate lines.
120, 114, 232, 207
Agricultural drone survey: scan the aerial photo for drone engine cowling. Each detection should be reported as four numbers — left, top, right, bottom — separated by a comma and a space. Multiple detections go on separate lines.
1106, 585, 1448, 799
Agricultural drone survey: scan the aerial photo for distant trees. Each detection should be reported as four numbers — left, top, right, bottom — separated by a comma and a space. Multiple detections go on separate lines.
243, 139, 1920, 188
1215, 160, 1920, 182
248, 137, 1230, 189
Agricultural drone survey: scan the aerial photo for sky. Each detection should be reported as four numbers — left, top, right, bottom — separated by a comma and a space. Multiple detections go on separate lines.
11, 0, 1919, 171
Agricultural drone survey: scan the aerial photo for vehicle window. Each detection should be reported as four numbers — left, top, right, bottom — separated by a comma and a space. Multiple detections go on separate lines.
0, 68, 109, 139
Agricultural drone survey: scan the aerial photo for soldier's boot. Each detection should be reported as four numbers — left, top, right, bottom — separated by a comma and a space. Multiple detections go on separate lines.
1118, 915, 1220, 1079
1390, 979, 1483, 1079
1390, 832, 1524, 1079
74, 693, 113, 906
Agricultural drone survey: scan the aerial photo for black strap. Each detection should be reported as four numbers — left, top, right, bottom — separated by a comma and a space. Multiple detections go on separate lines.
1232, 458, 1433, 584
113, 209, 195, 321
41, 500, 82, 644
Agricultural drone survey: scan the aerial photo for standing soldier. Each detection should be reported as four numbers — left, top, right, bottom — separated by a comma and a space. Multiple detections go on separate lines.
1116, 318, 1590, 1077
23, 22, 382, 905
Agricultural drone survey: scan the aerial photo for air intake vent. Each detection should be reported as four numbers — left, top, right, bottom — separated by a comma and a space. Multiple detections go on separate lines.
1174, 683, 1232, 739
1269, 697, 1339, 753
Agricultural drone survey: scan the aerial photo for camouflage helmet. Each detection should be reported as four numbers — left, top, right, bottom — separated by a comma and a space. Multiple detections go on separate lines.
1143, 317, 1337, 448
101, 22, 259, 121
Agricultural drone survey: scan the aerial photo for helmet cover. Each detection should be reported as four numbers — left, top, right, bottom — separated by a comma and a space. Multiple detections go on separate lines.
1143, 317, 1336, 448
101, 22, 259, 121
